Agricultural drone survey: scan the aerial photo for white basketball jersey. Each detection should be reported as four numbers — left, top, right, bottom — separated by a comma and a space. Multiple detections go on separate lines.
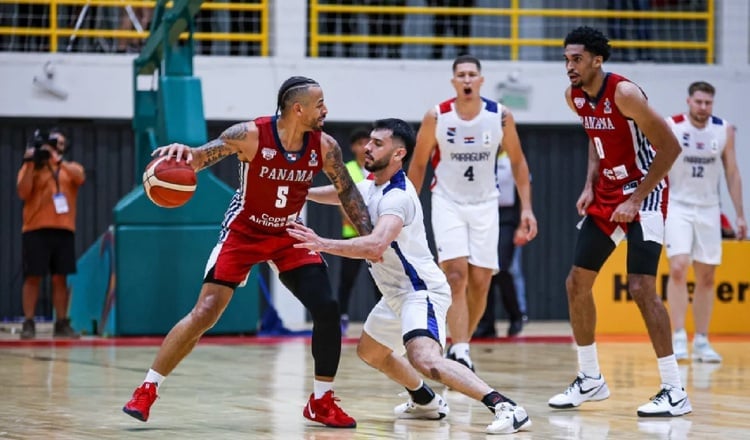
357, 170, 448, 297
666, 114, 728, 206
432, 97, 503, 204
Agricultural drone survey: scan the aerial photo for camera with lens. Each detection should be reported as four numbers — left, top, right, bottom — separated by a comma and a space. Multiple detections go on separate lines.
29, 129, 58, 168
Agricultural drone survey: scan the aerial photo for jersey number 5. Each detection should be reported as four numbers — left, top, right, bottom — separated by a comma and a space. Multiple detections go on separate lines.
464, 166, 475, 181
275, 186, 289, 208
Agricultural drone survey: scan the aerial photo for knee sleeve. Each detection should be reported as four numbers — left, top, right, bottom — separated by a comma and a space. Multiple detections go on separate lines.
279, 264, 342, 377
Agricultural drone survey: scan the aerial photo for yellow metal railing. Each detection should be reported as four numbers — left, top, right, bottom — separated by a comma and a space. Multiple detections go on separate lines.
0, 0, 270, 55
309, 1, 715, 63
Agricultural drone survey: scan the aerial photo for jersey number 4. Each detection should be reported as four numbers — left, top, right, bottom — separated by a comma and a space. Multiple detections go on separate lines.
464, 166, 475, 181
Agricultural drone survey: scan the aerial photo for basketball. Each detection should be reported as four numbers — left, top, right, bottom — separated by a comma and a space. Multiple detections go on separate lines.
142, 156, 197, 208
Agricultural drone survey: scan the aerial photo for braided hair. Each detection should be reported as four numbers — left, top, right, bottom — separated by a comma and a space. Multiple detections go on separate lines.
276, 76, 320, 114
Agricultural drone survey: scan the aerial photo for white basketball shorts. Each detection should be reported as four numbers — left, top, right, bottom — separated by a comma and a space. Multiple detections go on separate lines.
665, 200, 722, 264
430, 193, 499, 271
363, 286, 451, 356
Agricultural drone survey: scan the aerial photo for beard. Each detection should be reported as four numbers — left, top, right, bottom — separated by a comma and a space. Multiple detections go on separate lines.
364, 157, 390, 173
690, 112, 709, 123
308, 116, 325, 130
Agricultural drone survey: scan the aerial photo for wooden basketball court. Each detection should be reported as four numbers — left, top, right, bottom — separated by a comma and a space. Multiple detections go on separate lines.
1, 322, 748, 439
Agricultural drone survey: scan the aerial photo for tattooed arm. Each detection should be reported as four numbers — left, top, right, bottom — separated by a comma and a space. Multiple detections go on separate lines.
152, 121, 259, 172
320, 133, 373, 235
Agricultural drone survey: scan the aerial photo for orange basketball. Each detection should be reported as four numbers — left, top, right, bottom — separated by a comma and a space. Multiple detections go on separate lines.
142, 156, 197, 208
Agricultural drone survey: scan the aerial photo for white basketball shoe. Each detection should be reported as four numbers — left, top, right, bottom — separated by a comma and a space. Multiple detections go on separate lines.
637, 384, 692, 417
672, 329, 688, 361
692, 334, 722, 363
394, 394, 449, 420
548, 372, 610, 408
486, 402, 531, 434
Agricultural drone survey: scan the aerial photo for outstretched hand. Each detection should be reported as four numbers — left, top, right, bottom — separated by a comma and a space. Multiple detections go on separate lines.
287, 221, 325, 252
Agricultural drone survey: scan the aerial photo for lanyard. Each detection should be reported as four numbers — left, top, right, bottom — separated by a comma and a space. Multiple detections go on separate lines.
46, 162, 61, 194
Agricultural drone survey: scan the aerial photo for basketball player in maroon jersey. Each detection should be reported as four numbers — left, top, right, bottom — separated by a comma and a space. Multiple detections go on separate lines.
123, 76, 371, 428
548, 27, 691, 417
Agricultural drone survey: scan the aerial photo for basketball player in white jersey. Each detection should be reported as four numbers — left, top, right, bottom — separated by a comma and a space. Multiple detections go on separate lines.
289, 118, 532, 434
408, 55, 537, 370
665, 81, 746, 363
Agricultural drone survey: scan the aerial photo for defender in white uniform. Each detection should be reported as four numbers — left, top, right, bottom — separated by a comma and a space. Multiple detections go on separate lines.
291, 118, 531, 434
408, 55, 537, 370
665, 81, 746, 363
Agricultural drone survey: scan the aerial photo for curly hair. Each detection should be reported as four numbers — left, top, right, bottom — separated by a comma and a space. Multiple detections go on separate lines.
564, 26, 611, 62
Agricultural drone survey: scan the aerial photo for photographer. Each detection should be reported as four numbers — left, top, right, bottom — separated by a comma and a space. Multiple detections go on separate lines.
16, 129, 85, 339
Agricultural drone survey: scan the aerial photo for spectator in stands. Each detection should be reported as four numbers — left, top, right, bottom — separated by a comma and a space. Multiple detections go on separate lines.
116, 5, 152, 53
607, 0, 653, 61
428, 0, 474, 59
367, 0, 405, 58
17, 129, 84, 339
320, 0, 356, 58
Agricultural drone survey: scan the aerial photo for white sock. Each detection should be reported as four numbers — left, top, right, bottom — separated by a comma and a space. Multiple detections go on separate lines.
144, 369, 165, 388
658, 354, 683, 389
313, 379, 333, 399
406, 379, 424, 392
577, 343, 600, 378
451, 342, 471, 361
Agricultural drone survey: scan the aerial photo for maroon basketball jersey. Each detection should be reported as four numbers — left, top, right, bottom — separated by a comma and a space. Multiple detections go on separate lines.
571, 72, 666, 214
221, 115, 324, 235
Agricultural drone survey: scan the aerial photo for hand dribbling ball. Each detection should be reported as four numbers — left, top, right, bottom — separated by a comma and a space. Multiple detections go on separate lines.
142, 156, 197, 208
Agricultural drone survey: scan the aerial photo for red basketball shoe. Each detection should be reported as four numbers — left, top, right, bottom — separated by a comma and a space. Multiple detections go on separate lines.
123, 382, 158, 422
303, 391, 357, 428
